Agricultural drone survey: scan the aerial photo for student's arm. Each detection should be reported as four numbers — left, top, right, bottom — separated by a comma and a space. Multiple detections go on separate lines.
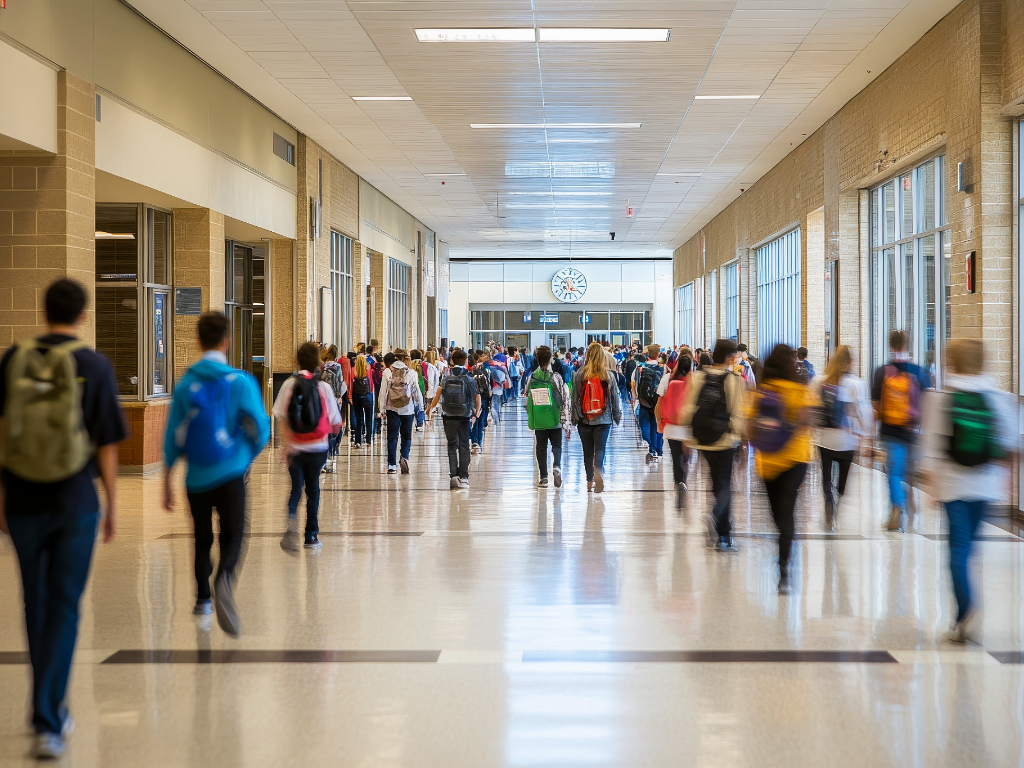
97, 443, 119, 542
609, 376, 622, 424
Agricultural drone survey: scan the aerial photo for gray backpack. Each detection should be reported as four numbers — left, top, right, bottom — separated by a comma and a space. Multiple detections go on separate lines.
2, 339, 93, 482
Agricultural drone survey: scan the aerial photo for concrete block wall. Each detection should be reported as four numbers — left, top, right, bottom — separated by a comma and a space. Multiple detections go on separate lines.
172, 208, 225, 378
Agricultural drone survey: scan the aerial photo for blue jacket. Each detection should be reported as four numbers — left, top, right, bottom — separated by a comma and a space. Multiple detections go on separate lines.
163, 357, 270, 491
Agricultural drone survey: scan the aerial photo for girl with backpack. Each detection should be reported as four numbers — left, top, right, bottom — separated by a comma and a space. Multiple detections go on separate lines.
654, 353, 693, 509
745, 344, 816, 595
318, 345, 347, 471
378, 349, 424, 474
570, 342, 623, 493
350, 354, 375, 448
809, 345, 872, 530
526, 345, 571, 488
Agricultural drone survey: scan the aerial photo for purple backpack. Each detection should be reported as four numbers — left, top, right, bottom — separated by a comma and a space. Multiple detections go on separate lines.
750, 389, 796, 454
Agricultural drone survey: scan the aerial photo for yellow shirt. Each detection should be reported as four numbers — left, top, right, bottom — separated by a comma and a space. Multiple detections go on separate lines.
745, 380, 816, 480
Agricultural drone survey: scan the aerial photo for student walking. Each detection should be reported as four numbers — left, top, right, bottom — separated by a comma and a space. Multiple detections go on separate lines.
633, 344, 665, 463
571, 342, 623, 493
428, 348, 480, 488
470, 353, 491, 453
378, 349, 424, 474
526, 346, 572, 488
810, 345, 872, 530
318, 345, 347, 472
0, 279, 127, 759
655, 353, 693, 508
746, 344, 815, 594
920, 339, 1015, 642
422, 349, 441, 423
796, 346, 815, 383
350, 354, 375, 448
682, 339, 746, 551
273, 342, 342, 551
871, 330, 931, 531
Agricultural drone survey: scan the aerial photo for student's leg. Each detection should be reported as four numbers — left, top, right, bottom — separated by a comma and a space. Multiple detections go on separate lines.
301, 451, 327, 535
593, 424, 611, 474
352, 397, 365, 445
578, 424, 596, 482
652, 426, 664, 457
766, 464, 806, 576
550, 429, 563, 471
386, 411, 400, 466
669, 439, 687, 484
835, 450, 855, 497
287, 455, 304, 518
535, 430, 550, 478
818, 447, 836, 519
456, 419, 471, 479
703, 448, 735, 539
213, 475, 247, 579
187, 488, 216, 600
443, 417, 461, 477
637, 407, 654, 452
945, 499, 987, 623
399, 414, 414, 461
883, 438, 908, 510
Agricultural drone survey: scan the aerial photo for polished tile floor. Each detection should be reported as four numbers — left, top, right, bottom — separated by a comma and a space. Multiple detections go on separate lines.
1, 398, 1022, 766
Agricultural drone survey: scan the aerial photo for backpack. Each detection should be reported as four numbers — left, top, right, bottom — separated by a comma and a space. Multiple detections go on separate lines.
526, 371, 561, 430
177, 374, 238, 467
582, 377, 606, 417
749, 388, 797, 454
416, 363, 426, 395
880, 365, 920, 428
659, 378, 688, 426
353, 376, 371, 396
318, 365, 343, 400
637, 365, 663, 409
387, 368, 411, 409
441, 370, 473, 418
947, 390, 1003, 467
473, 367, 491, 400
2, 339, 92, 482
816, 383, 848, 430
691, 371, 731, 446
288, 374, 328, 436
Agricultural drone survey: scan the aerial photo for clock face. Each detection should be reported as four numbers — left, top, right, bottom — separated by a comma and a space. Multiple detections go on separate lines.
551, 268, 587, 303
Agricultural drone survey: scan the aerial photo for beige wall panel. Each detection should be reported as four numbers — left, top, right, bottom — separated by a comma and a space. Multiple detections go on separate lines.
805, 207, 826, 369
502, 281, 532, 303
0, 40, 57, 153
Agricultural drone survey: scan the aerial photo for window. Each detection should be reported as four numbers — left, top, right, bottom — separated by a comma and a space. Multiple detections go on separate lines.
724, 262, 739, 341
708, 270, 717, 343
756, 228, 801, 360
273, 132, 295, 165
387, 258, 410, 350
330, 232, 354, 352
146, 208, 172, 396
677, 282, 695, 349
870, 155, 948, 377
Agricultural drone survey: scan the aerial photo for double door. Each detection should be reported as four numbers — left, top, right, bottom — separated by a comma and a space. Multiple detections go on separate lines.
225, 241, 266, 393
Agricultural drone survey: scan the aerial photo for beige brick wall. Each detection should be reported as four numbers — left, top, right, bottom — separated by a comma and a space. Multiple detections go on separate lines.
270, 238, 294, 373
0, 72, 96, 348
172, 208, 225, 377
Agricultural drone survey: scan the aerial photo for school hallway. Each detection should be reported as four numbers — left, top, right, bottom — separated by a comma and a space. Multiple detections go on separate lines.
0, 400, 1020, 767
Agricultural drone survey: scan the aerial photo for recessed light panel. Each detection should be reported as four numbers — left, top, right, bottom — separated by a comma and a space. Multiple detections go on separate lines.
538, 28, 670, 42
471, 123, 640, 129
415, 28, 535, 43
693, 95, 760, 100
657, 172, 702, 177
505, 162, 615, 179
352, 96, 413, 101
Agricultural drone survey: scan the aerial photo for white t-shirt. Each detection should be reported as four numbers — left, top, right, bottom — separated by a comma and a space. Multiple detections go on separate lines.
656, 372, 690, 442
272, 375, 343, 454
809, 374, 872, 452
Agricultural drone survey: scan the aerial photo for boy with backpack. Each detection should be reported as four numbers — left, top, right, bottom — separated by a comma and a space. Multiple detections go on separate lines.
273, 342, 342, 551
0, 279, 127, 759
526, 346, 572, 488
378, 349, 424, 474
427, 348, 480, 488
795, 347, 815, 383
164, 312, 270, 630
871, 330, 931, 531
470, 353, 491, 453
632, 344, 665, 463
681, 339, 747, 551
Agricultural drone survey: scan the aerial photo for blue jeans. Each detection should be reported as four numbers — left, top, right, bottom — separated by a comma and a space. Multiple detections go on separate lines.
883, 437, 911, 510
470, 406, 487, 447
7, 509, 100, 735
288, 450, 327, 535
577, 423, 611, 481
386, 411, 414, 466
637, 405, 662, 456
945, 499, 987, 623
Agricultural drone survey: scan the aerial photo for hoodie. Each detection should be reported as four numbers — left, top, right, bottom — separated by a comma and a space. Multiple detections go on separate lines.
163, 353, 270, 492
378, 361, 424, 416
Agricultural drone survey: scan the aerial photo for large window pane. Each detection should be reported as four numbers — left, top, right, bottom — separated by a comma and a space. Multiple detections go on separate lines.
96, 207, 139, 279
920, 160, 935, 232
922, 235, 936, 379
149, 209, 170, 285
610, 312, 634, 331
883, 182, 896, 244
505, 311, 542, 330
96, 287, 138, 395
901, 174, 914, 239
585, 312, 609, 331
558, 311, 583, 330
470, 311, 504, 330
756, 229, 801, 360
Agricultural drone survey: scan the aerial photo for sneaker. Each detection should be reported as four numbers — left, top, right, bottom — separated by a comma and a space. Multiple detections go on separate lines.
477, 445, 485, 455
538, 478, 549, 488
553, 468, 562, 488
61, 714, 74, 740
399, 458, 410, 474
450, 476, 461, 490
213, 573, 241, 636
778, 574, 791, 595
387, 466, 398, 474
886, 506, 904, 532
280, 518, 300, 553
34, 733, 66, 760
587, 481, 593, 492
716, 537, 739, 553
470, 444, 479, 454
304, 534, 322, 550
701, 514, 718, 549
645, 453, 654, 465
676, 483, 687, 510
193, 599, 213, 616
594, 469, 604, 493
943, 623, 968, 644
459, 477, 470, 488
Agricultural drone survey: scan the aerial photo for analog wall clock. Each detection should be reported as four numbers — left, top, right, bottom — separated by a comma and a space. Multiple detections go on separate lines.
551, 267, 587, 303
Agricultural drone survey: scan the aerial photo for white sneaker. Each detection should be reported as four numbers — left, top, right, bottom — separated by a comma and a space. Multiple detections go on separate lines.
387, 466, 398, 474
35, 733, 66, 759
459, 477, 470, 488
450, 476, 461, 490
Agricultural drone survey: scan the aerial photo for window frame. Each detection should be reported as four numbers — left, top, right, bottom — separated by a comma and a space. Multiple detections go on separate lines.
756, 227, 802, 361
387, 258, 411, 351
676, 282, 695, 349
330, 231, 354, 353
723, 261, 739, 341
143, 206, 174, 399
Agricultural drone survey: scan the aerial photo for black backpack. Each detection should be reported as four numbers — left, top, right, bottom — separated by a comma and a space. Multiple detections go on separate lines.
353, 376, 371, 396
691, 371, 731, 446
441, 370, 474, 418
288, 375, 323, 434
637, 365, 663, 409
817, 383, 847, 430
473, 366, 491, 400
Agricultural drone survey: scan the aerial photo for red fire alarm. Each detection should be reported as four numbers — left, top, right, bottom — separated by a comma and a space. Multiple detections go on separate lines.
966, 251, 976, 293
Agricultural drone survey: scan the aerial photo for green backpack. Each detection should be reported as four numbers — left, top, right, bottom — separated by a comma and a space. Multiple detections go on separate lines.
948, 390, 1003, 467
2, 339, 93, 482
526, 371, 562, 431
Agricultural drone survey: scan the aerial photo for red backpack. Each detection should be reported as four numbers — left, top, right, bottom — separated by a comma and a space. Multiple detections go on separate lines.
659, 378, 688, 427
583, 377, 606, 417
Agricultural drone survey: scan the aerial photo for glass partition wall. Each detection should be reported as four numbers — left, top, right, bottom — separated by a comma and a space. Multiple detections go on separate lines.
470, 309, 653, 351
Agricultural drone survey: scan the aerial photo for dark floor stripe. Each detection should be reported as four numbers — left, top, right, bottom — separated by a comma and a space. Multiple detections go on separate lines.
159, 531, 424, 539
916, 534, 1021, 542
522, 650, 898, 663
102, 650, 441, 664
988, 652, 1024, 664
0, 652, 29, 664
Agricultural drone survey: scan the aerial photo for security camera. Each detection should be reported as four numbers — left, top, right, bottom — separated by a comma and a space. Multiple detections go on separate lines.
610, 232, 616, 241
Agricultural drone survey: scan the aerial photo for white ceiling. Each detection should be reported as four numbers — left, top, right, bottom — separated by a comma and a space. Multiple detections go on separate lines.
129, 0, 959, 259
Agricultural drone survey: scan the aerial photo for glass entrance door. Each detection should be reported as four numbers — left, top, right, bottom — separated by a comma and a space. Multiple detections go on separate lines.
548, 333, 569, 352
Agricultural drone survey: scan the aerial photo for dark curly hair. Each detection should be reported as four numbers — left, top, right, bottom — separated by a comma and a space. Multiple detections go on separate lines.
761, 344, 801, 383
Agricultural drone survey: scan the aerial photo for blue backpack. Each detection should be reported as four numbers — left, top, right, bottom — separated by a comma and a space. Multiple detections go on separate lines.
749, 388, 796, 454
178, 375, 238, 467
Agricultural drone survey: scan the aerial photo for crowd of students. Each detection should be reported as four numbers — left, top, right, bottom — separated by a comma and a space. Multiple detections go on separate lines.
0, 277, 1015, 757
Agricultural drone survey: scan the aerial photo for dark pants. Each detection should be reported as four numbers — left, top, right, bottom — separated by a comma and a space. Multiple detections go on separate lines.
668, 439, 689, 485
701, 448, 736, 539
764, 463, 808, 574
288, 451, 327, 535
818, 447, 855, 519
444, 417, 471, 479
340, 398, 350, 435
470, 401, 488, 446
351, 393, 374, 446
945, 499, 987, 623
507, 377, 520, 402
637, 406, 663, 456
187, 475, 247, 601
578, 423, 611, 482
535, 428, 563, 478
386, 411, 414, 466
8, 509, 99, 735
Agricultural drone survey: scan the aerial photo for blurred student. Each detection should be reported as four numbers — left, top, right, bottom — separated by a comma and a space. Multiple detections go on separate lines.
378, 349, 423, 474
571, 343, 623, 492
427, 348, 480, 489
655, 353, 693, 509
350, 354, 375, 448
525, 346, 571, 488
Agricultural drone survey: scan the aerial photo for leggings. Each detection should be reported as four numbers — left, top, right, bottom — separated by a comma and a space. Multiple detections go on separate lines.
668, 439, 689, 485
534, 428, 563, 478
763, 463, 808, 575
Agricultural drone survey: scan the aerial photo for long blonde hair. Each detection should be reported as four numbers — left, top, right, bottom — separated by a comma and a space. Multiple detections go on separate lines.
823, 345, 852, 386
580, 342, 609, 382
425, 350, 437, 366
354, 354, 368, 379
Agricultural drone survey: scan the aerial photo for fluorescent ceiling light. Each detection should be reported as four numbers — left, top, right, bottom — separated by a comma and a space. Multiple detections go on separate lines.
95, 232, 136, 240
506, 204, 610, 209
424, 173, 466, 177
539, 28, 670, 42
416, 28, 535, 43
508, 191, 612, 196
547, 138, 611, 144
472, 123, 640, 129
505, 162, 615, 179
694, 95, 760, 100
657, 172, 702, 177
352, 96, 413, 101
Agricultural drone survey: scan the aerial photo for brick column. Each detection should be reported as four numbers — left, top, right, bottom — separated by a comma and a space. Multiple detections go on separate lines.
270, 238, 295, 372
172, 208, 224, 377
0, 71, 95, 348
368, 249, 385, 348
805, 207, 826, 369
